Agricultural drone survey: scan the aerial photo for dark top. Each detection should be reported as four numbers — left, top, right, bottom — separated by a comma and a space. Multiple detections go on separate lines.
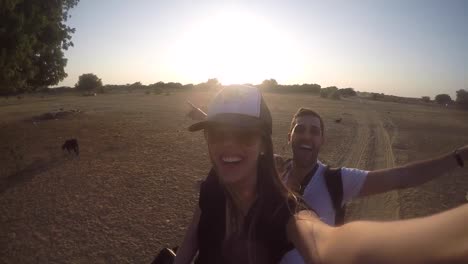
195, 170, 304, 264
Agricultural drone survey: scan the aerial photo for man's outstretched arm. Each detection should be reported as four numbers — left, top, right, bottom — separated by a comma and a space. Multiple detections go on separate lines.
359, 145, 468, 197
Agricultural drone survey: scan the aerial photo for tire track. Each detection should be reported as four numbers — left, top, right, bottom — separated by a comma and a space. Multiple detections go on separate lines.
337, 110, 371, 169
344, 108, 400, 221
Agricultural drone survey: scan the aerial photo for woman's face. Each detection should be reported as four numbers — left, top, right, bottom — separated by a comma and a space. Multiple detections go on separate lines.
205, 124, 264, 185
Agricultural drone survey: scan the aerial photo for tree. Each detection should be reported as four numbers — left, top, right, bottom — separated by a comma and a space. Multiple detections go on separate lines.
75, 73, 102, 91
166, 82, 183, 89
153, 81, 165, 88
130, 82, 143, 88
259, 79, 278, 91
329, 90, 341, 100
435, 94, 452, 105
339, 88, 357, 97
371, 92, 385, 101
421, 96, 431, 103
183, 83, 194, 89
456, 89, 468, 109
0, 0, 79, 95
195, 78, 221, 90
320, 86, 338, 98
206, 78, 221, 89
295, 83, 321, 94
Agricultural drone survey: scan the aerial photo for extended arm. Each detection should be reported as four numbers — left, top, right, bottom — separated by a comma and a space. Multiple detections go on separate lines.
359, 145, 467, 196
288, 204, 468, 264
174, 206, 200, 264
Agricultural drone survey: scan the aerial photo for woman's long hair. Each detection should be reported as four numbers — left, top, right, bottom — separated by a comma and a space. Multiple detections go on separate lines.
223, 132, 301, 263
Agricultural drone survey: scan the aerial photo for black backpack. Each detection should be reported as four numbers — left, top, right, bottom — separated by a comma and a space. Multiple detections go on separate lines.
323, 166, 346, 226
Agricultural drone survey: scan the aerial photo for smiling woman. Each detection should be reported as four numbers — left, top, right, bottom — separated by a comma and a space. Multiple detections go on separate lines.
170, 9, 304, 85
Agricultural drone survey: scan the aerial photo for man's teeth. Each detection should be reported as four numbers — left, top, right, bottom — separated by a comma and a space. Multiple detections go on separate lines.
300, 144, 313, 150
222, 156, 242, 163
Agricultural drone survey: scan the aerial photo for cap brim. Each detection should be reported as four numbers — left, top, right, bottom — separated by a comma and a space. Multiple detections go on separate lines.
188, 114, 265, 132
188, 121, 209, 132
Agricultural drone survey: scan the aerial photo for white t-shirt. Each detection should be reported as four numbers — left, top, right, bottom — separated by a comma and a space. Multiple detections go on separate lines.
280, 160, 368, 264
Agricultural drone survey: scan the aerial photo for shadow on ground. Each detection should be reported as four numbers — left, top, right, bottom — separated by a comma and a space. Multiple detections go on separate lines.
0, 156, 70, 194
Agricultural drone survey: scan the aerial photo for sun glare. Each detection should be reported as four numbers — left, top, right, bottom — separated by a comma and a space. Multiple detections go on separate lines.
170, 9, 304, 85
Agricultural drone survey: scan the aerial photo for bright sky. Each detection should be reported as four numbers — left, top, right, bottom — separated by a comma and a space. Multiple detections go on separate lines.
59, 0, 468, 98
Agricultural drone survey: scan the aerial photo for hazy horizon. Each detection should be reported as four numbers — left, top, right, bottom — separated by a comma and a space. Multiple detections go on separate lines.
58, 0, 467, 99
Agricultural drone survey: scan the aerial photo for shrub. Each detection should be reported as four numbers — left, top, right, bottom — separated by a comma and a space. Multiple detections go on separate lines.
75, 73, 102, 92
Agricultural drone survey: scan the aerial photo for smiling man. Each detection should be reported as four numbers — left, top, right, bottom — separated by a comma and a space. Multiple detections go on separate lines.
279, 107, 468, 264
281, 108, 368, 226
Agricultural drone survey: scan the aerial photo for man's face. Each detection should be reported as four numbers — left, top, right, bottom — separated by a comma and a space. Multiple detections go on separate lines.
288, 115, 324, 168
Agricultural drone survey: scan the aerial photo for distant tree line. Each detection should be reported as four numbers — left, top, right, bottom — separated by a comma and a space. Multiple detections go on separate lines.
50, 75, 359, 101
23, 72, 468, 110
39, 75, 223, 95
258, 79, 322, 94
421, 96, 431, 103
319, 86, 357, 100
420, 92, 468, 109
370, 90, 468, 109
256, 79, 358, 100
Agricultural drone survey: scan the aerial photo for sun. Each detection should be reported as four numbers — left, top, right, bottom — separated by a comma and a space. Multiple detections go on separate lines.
170, 9, 304, 85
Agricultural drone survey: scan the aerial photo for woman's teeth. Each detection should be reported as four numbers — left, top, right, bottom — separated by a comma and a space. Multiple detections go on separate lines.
300, 144, 313, 150
222, 156, 242, 163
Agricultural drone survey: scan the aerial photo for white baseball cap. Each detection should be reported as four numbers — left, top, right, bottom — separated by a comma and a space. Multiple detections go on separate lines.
188, 85, 273, 134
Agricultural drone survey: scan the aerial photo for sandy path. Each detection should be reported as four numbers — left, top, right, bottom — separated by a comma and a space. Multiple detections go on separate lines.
341, 105, 401, 221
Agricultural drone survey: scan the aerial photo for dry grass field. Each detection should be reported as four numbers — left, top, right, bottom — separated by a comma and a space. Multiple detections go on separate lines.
1, 91, 468, 263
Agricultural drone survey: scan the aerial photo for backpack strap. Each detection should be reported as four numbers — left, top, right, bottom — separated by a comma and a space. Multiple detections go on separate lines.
299, 163, 319, 195
324, 166, 346, 226
196, 168, 226, 264
283, 160, 319, 195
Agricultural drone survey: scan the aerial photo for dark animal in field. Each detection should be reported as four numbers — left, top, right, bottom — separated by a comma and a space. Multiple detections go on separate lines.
186, 101, 207, 121
151, 247, 177, 264
335, 118, 342, 123
62, 139, 79, 155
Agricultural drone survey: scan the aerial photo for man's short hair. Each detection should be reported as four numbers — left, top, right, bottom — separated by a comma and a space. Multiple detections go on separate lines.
289, 108, 324, 136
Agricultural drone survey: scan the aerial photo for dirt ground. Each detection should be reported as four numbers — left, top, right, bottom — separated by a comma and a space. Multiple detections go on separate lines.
1, 91, 467, 263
